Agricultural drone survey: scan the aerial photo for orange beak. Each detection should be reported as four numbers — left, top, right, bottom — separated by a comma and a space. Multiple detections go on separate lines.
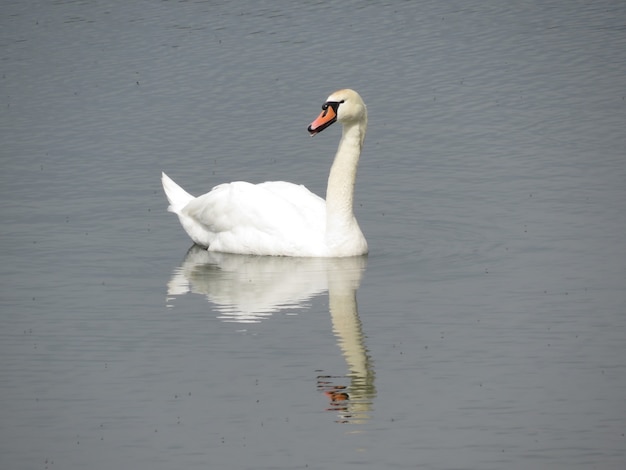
308, 102, 338, 135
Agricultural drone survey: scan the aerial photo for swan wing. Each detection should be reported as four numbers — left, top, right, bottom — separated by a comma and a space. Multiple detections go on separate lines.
182, 181, 327, 256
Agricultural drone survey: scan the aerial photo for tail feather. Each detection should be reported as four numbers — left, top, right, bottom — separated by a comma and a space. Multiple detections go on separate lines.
161, 172, 195, 214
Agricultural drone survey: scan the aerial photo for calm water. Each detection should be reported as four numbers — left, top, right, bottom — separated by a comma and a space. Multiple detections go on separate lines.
1, 0, 625, 469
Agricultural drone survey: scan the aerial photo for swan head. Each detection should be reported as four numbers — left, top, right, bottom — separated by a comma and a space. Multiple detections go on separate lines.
308, 89, 366, 135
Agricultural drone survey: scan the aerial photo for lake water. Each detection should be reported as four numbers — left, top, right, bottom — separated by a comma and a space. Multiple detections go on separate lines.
1, 1, 625, 469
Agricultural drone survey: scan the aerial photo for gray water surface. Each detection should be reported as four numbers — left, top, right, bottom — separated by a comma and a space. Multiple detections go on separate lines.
1, 1, 625, 469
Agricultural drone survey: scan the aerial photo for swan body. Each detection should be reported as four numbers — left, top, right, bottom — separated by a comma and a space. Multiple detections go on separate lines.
162, 88, 368, 257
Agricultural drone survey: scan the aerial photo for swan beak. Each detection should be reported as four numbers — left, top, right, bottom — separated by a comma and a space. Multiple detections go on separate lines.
308, 102, 338, 135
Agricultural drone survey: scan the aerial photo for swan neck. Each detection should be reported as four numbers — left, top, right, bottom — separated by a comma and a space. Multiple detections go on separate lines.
326, 119, 365, 224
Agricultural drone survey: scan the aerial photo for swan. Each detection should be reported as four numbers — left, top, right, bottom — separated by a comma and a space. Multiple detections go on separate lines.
161, 88, 368, 257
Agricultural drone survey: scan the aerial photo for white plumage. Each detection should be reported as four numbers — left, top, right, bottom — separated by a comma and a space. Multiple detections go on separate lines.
162, 89, 368, 257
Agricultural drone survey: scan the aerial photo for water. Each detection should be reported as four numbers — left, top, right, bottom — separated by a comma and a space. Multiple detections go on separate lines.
1, 1, 625, 469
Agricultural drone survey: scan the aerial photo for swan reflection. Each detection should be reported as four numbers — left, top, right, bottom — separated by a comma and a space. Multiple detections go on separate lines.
166, 246, 376, 423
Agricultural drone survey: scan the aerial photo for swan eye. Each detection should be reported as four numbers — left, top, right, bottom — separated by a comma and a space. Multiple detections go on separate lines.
323, 100, 343, 116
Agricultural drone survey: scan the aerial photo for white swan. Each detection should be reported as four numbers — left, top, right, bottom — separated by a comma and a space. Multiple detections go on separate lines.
161, 88, 368, 257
